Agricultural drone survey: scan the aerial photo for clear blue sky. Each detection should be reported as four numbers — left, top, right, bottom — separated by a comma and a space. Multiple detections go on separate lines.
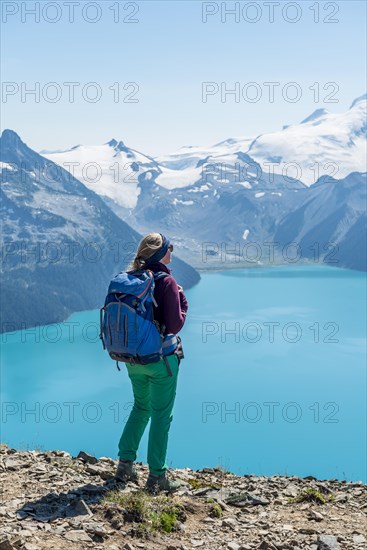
1, 0, 366, 156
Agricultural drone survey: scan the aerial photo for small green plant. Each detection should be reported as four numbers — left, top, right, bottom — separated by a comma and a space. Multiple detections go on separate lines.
102, 490, 186, 535
208, 502, 223, 518
104, 490, 148, 522
187, 477, 221, 490
130, 523, 152, 539
288, 488, 335, 505
150, 510, 177, 533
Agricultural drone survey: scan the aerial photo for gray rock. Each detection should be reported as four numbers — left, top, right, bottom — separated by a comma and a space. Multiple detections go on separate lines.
52, 527, 66, 536
353, 534, 366, 544
33, 464, 47, 473
199, 487, 234, 501
284, 483, 299, 497
77, 451, 98, 465
225, 493, 270, 507
64, 530, 93, 542
84, 523, 108, 537
221, 517, 238, 528
3, 459, 22, 471
191, 486, 218, 497
257, 542, 278, 550
300, 527, 318, 534
308, 509, 324, 522
334, 493, 348, 503
86, 464, 113, 480
317, 534, 341, 549
64, 498, 93, 517
0, 538, 15, 550
99, 456, 117, 466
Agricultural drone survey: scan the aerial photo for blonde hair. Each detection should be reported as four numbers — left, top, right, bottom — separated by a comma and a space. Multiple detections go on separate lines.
127, 232, 163, 272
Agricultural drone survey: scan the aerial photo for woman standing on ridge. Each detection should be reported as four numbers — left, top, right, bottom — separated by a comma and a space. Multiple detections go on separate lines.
114, 232, 188, 494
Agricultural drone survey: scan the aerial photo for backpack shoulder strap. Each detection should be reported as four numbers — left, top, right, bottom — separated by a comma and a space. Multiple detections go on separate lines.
148, 271, 169, 308
152, 271, 170, 282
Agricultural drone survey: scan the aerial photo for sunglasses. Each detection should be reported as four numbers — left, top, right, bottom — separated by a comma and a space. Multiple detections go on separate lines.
168, 244, 173, 252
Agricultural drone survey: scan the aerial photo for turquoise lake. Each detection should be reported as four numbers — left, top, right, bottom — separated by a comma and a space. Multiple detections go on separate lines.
1, 264, 366, 482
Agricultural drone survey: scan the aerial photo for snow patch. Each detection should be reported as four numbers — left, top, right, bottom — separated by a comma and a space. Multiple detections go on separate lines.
187, 184, 211, 193
172, 198, 194, 206
0, 162, 16, 171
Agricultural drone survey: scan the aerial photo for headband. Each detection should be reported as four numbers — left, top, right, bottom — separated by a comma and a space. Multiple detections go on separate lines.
143, 233, 171, 266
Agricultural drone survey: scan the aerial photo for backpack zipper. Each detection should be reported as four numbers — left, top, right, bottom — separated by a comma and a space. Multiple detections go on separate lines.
124, 314, 128, 347
117, 302, 121, 331
108, 314, 113, 344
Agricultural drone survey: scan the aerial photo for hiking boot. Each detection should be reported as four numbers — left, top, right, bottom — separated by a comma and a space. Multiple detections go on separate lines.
115, 458, 139, 484
144, 470, 186, 494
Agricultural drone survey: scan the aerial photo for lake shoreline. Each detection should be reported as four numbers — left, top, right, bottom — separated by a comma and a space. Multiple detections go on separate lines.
192, 260, 364, 274
1, 261, 363, 336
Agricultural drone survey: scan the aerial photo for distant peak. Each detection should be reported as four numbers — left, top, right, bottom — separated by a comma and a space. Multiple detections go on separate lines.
0, 128, 44, 167
300, 108, 329, 124
349, 93, 367, 109
1, 129, 22, 144
213, 137, 238, 147
116, 141, 128, 152
106, 138, 128, 152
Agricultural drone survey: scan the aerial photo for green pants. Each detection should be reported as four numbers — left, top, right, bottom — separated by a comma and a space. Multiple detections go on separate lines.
118, 353, 180, 476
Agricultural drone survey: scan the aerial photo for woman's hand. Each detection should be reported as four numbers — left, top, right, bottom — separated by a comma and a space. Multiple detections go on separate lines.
177, 284, 184, 293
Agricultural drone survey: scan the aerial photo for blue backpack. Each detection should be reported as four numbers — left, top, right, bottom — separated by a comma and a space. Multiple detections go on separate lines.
99, 268, 178, 375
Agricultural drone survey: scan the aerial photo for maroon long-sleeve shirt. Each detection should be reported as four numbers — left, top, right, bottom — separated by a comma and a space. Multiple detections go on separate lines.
147, 261, 188, 336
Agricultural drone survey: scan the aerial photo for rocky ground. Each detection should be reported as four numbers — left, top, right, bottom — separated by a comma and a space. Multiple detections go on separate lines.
0, 444, 366, 550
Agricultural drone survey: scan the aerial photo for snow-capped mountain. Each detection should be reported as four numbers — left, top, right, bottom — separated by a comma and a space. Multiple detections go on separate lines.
130, 158, 306, 267
0, 130, 200, 332
44, 139, 160, 212
245, 94, 367, 185
151, 137, 254, 189
35, 94, 367, 272
130, 169, 366, 271
152, 93, 366, 188
45, 134, 304, 217
46, 95, 366, 203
